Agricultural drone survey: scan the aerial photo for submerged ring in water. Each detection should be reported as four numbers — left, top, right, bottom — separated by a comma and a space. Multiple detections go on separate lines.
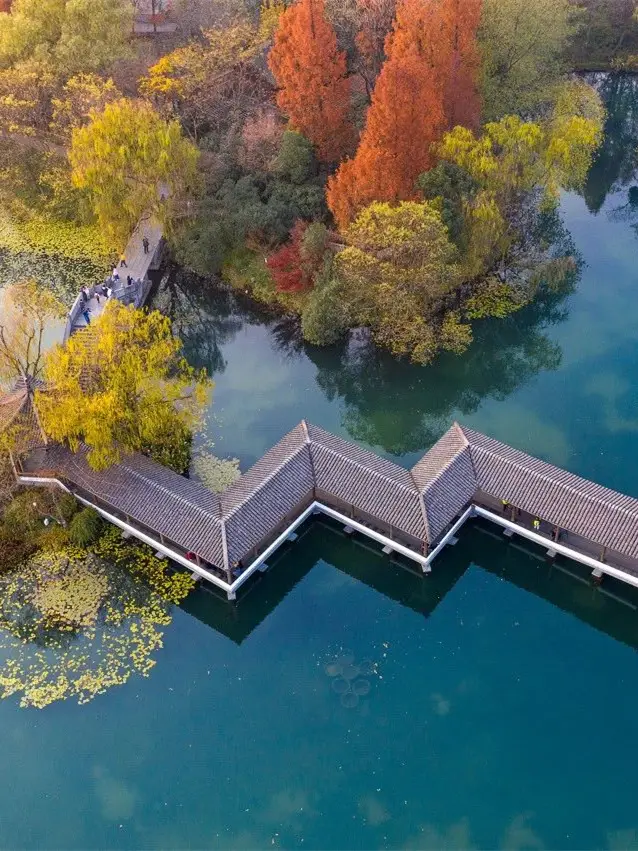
352, 678, 371, 696
340, 663, 360, 680
341, 691, 359, 709
331, 677, 350, 695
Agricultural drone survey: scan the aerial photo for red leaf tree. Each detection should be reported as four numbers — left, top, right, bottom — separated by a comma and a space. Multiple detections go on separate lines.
267, 221, 310, 291
327, 0, 481, 229
268, 0, 354, 163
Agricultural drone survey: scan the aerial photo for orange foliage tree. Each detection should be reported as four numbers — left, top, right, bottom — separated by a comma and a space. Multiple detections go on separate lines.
328, 0, 482, 229
268, 0, 353, 163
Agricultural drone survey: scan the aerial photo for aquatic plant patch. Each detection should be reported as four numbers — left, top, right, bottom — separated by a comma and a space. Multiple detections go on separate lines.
0, 529, 195, 708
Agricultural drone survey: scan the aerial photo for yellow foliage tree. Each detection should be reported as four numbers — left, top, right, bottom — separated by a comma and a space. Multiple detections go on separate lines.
37, 302, 212, 472
139, 21, 268, 143
68, 98, 200, 246
334, 201, 463, 363
50, 73, 120, 143
438, 81, 604, 275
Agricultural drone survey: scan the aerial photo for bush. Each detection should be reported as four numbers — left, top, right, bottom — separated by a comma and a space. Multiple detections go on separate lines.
301, 275, 350, 346
273, 130, 316, 184
0, 526, 37, 572
68, 508, 103, 547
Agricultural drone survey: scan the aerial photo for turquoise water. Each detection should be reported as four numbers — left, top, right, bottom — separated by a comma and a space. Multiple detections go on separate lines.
3, 74, 638, 848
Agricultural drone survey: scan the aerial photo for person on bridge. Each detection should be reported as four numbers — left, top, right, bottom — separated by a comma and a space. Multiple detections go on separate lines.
142, 236, 150, 254
112, 267, 120, 282
82, 307, 91, 325
81, 286, 90, 303
120, 253, 127, 267
106, 286, 113, 299
532, 517, 541, 532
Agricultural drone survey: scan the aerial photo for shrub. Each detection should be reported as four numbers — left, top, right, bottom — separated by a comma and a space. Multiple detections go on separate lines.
68, 508, 103, 547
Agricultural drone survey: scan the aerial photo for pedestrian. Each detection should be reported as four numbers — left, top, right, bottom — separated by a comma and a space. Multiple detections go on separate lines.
95, 291, 100, 304
82, 308, 91, 325
112, 267, 120, 282
81, 286, 89, 303
127, 274, 132, 286
501, 499, 509, 515
532, 517, 541, 532
142, 236, 149, 254
102, 283, 108, 298
120, 253, 127, 267
107, 286, 113, 299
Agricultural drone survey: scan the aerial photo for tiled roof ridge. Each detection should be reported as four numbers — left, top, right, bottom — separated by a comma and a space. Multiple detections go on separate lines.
408, 468, 432, 543
460, 426, 638, 520
60, 448, 222, 523
307, 423, 416, 490
221, 427, 311, 519
411, 424, 477, 492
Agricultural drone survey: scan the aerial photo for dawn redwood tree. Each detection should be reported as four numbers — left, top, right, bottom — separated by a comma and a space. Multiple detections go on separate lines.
327, 0, 445, 227
327, 0, 482, 229
268, 0, 353, 163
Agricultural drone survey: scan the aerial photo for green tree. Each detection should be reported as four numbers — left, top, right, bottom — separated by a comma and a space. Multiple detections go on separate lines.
478, 0, 582, 120
69, 98, 200, 245
333, 201, 462, 363
37, 301, 212, 472
0, 0, 133, 75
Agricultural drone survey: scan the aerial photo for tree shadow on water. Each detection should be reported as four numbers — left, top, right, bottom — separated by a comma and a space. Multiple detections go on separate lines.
301, 290, 569, 457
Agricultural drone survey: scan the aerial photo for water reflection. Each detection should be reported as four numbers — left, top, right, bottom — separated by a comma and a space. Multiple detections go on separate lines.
582, 73, 638, 214
183, 517, 638, 653
305, 291, 566, 455
152, 268, 246, 376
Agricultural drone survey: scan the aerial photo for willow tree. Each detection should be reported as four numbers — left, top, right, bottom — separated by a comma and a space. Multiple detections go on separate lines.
37, 302, 212, 472
69, 98, 200, 246
0, 280, 65, 386
0, 0, 133, 75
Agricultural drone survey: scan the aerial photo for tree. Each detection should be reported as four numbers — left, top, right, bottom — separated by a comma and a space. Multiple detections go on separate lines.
0, 0, 133, 76
37, 301, 211, 472
0, 62, 56, 139
266, 221, 310, 291
327, 0, 481, 228
438, 81, 604, 278
238, 109, 283, 172
333, 201, 462, 363
0, 280, 65, 384
140, 21, 271, 145
69, 98, 200, 246
268, 0, 353, 162
354, 0, 397, 95
478, 0, 581, 121
50, 73, 120, 143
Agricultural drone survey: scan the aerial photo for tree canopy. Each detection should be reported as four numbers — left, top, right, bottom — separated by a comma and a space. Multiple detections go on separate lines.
478, 0, 581, 120
69, 98, 200, 246
268, 0, 353, 162
37, 302, 212, 472
0, 0, 133, 76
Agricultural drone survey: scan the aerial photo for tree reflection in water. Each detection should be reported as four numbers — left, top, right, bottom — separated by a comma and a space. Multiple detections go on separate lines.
583, 73, 638, 214
302, 291, 567, 456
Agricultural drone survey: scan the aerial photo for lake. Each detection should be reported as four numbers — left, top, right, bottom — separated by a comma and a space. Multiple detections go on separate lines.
2, 73, 638, 849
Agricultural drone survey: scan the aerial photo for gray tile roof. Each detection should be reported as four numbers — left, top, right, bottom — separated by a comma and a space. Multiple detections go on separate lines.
459, 425, 638, 559
221, 424, 315, 564
12, 398, 638, 574
42, 444, 226, 568
307, 423, 428, 540
411, 428, 477, 542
